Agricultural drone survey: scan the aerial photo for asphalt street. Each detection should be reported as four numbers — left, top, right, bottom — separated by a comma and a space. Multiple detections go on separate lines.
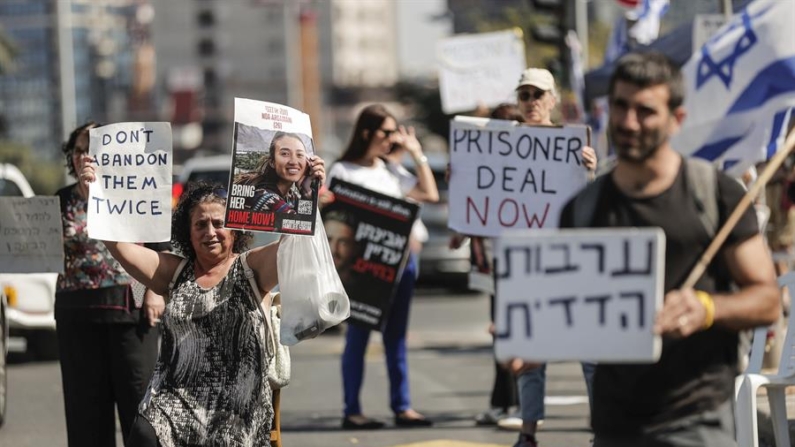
0, 288, 594, 447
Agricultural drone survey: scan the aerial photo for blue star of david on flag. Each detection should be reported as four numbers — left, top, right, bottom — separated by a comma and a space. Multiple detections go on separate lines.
696, 5, 772, 90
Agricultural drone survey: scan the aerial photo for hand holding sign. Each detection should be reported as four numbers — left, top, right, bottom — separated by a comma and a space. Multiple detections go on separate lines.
655, 288, 709, 338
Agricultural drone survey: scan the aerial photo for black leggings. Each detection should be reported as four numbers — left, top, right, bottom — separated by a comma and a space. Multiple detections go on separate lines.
127, 416, 160, 447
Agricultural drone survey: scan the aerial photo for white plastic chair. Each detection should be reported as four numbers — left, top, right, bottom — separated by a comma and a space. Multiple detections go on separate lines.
735, 271, 795, 447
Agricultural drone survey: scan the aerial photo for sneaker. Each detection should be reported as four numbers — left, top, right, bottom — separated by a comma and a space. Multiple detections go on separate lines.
498, 415, 544, 432
512, 433, 539, 447
497, 414, 522, 431
474, 407, 507, 426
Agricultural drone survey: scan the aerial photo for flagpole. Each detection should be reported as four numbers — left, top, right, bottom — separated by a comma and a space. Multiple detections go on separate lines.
682, 128, 795, 289
719, 0, 733, 19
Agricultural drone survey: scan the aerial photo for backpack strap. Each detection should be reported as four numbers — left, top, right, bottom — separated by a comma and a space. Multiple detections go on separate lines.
684, 157, 719, 239
572, 158, 720, 234
572, 173, 610, 228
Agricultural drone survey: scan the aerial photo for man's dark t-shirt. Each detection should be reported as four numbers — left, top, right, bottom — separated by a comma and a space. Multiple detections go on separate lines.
559, 158, 758, 435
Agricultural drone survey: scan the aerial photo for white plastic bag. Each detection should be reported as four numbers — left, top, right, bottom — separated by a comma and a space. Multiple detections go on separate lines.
277, 213, 350, 345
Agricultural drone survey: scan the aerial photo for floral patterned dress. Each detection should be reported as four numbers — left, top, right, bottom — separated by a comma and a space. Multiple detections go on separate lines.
139, 255, 273, 446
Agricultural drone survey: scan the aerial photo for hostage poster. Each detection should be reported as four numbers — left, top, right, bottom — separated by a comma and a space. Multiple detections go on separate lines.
225, 97, 318, 235
324, 179, 419, 331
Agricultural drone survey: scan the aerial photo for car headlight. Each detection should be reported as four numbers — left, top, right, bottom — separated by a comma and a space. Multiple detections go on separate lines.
3, 285, 17, 307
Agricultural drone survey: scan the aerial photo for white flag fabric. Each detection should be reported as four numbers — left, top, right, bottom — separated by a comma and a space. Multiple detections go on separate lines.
673, 0, 795, 175
627, 0, 670, 46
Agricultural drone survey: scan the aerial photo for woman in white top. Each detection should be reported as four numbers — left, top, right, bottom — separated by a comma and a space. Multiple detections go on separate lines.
325, 104, 439, 429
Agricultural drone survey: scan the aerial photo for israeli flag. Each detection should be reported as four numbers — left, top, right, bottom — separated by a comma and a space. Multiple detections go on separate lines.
605, 0, 669, 64
627, 0, 670, 46
673, 0, 795, 176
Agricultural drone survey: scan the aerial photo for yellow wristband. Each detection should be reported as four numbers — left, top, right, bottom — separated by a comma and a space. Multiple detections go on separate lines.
695, 291, 715, 330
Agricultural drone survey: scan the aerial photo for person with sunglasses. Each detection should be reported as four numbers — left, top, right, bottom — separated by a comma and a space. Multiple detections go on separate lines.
509, 68, 598, 447
323, 104, 439, 430
78, 150, 325, 445
235, 131, 315, 213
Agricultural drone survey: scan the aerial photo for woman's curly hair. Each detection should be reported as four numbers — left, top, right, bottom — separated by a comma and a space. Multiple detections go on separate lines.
62, 121, 101, 177
171, 181, 253, 259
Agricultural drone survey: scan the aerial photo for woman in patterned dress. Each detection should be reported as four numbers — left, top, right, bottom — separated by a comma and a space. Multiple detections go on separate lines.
79, 153, 325, 446
235, 131, 315, 213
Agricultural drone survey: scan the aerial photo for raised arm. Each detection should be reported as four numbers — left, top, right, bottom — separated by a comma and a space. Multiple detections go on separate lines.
244, 239, 280, 297
400, 126, 439, 204
102, 241, 184, 296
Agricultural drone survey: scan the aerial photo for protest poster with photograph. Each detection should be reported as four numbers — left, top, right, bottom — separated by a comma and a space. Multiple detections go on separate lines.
493, 228, 665, 363
448, 116, 590, 237
323, 179, 419, 331
437, 29, 527, 114
87, 122, 172, 242
0, 196, 64, 273
226, 97, 319, 235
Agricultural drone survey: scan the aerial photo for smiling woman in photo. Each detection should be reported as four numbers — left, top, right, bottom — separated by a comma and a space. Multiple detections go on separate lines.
236, 131, 316, 213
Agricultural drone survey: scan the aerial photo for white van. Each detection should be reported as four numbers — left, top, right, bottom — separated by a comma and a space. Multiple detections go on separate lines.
0, 164, 58, 360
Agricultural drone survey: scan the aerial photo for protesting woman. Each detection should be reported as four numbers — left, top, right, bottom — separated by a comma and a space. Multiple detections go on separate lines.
79, 153, 325, 445
55, 122, 162, 446
235, 131, 314, 213
325, 104, 439, 429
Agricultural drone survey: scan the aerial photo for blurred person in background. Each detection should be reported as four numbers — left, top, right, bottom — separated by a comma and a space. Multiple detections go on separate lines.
324, 104, 439, 429
447, 103, 524, 426
235, 131, 315, 213
383, 138, 430, 256
508, 68, 598, 447
55, 121, 164, 446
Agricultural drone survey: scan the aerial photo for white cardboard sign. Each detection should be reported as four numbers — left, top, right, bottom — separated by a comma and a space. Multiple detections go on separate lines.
87, 122, 172, 242
0, 196, 64, 273
494, 228, 665, 363
448, 116, 589, 237
437, 29, 527, 114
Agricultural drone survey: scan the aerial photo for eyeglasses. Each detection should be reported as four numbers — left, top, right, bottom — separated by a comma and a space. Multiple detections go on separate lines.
379, 128, 398, 137
518, 90, 547, 102
213, 188, 228, 199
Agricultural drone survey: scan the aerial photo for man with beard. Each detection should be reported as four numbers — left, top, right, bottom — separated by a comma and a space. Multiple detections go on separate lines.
557, 52, 780, 446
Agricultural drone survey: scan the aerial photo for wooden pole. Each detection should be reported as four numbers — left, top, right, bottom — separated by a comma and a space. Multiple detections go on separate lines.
682, 128, 795, 289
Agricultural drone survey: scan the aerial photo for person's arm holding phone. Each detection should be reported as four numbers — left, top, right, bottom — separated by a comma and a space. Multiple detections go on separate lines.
399, 125, 439, 203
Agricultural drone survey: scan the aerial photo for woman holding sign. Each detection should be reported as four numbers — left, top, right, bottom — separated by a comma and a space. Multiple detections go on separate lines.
511, 68, 597, 447
324, 104, 439, 429
80, 153, 325, 444
55, 122, 163, 446
235, 131, 315, 213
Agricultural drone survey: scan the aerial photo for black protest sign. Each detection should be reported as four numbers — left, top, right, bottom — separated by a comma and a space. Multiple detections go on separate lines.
324, 179, 419, 331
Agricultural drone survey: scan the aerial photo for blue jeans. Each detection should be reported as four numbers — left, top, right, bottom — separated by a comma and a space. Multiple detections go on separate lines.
342, 254, 417, 416
517, 362, 596, 422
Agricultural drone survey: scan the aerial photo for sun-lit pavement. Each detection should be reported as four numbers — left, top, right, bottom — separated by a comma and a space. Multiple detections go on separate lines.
1, 288, 592, 447
281, 288, 594, 447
